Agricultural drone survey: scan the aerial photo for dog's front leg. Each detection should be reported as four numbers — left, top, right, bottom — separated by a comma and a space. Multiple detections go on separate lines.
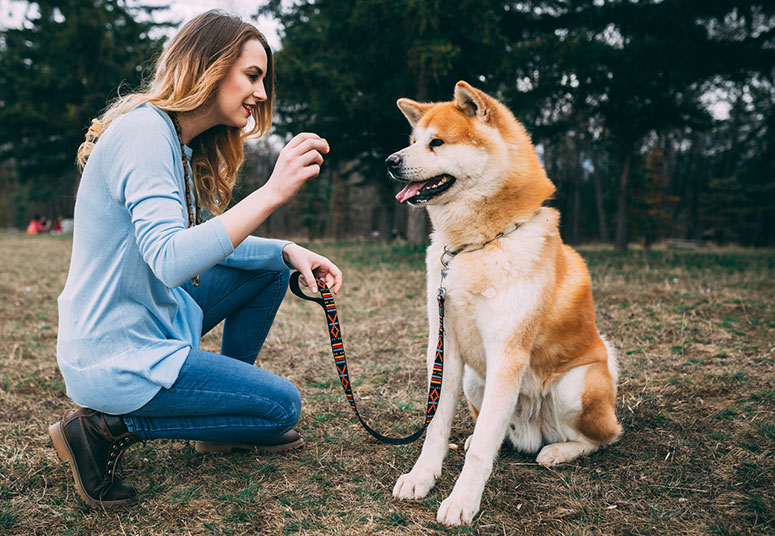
436, 349, 527, 526
393, 336, 463, 500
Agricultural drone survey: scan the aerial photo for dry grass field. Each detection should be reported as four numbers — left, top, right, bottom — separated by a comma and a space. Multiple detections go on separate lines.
0, 233, 773, 535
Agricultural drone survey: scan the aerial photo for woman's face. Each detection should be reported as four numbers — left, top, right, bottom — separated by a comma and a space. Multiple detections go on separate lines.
212, 39, 268, 128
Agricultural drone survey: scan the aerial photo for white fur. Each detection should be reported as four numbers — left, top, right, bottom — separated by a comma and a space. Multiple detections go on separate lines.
391, 91, 618, 527
393, 200, 616, 528
393, 124, 508, 208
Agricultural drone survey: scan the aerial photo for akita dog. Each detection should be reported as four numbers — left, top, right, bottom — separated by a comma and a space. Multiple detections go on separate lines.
386, 81, 621, 526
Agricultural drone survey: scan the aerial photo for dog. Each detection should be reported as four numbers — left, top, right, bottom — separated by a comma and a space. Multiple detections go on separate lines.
386, 81, 621, 526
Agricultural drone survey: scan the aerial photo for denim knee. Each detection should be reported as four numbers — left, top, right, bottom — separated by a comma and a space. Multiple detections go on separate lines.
278, 268, 290, 288
277, 381, 302, 430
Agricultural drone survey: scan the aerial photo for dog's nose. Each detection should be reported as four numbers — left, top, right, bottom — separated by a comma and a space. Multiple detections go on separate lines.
385, 154, 402, 171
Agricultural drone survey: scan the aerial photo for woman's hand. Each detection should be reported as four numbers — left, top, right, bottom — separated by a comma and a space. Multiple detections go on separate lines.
262, 133, 329, 206
220, 133, 328, 249
282, 243, 343, 295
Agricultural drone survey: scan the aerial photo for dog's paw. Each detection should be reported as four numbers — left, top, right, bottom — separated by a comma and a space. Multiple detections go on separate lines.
393, 467, 439, 500
537, 441, 593, 467
436, 491, 480, 526
536, 444, 563, 467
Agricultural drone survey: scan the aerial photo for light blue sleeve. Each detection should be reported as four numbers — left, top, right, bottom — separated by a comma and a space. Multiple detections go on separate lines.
104, 110, 235, 288
219, 235, 295, 271
195, 205, 294, 272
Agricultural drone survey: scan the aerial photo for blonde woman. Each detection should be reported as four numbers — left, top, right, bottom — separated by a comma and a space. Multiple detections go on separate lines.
48, 11, 342, 509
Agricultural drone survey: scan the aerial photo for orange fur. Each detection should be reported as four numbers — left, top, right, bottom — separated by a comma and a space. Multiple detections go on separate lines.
391, 81, 620, 526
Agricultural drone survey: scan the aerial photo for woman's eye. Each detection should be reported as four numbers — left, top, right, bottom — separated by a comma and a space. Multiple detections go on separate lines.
429, 138, 444, 148
247, 73, 258, 82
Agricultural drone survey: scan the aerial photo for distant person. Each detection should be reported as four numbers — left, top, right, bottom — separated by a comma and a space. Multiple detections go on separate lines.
48, 10, 342, 509
26, 214, 50, 234
52, 216, 63, 234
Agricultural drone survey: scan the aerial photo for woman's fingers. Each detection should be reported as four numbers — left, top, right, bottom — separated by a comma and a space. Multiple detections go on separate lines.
300, 149, 324, 167
265, 136, 329, 204
299, 271, 318, 293
280, 138, 326, 174
290, 138, 328, 160
313, 263, 343, 295
286, 132, 320, 149
286, 133, 329, 154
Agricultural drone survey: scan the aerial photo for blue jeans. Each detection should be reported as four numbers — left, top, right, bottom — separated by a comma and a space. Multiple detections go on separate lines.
123, 265, 300, 442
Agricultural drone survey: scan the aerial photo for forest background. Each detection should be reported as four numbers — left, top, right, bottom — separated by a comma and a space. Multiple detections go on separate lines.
0, 0, 773, 250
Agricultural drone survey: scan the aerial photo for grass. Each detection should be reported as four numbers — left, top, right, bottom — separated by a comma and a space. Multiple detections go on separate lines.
1, 233, 773, 535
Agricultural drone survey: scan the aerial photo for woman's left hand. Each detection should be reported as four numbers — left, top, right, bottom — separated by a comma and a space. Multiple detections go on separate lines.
282, 243, 343, 295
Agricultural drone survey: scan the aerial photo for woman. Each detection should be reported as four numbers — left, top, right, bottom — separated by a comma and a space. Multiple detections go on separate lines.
48, 11, 342, 509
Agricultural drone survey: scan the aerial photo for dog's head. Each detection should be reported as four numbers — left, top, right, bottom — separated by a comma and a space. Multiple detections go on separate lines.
387, 81, 554, 213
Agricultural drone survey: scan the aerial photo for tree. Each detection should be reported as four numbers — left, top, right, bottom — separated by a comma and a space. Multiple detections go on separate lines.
502, 0, 774, 249
0, 0, 167, 225
261, 0, 505, 242
260, 0, 774, 245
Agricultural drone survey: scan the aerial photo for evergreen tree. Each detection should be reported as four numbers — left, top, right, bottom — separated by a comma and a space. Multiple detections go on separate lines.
0, 0, 167, 225
503, 0, 774, 249
261, 0, 505, 242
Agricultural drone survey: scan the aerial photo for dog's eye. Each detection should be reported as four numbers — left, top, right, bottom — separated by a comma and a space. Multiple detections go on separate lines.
429, 138, 444, 149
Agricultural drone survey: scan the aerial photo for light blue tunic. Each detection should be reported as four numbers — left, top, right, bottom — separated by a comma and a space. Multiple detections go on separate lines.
57, 103, 291, 414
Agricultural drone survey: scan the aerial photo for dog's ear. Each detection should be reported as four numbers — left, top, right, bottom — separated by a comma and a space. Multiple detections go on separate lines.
397, 99, 432, 127
454, 81, 489, 122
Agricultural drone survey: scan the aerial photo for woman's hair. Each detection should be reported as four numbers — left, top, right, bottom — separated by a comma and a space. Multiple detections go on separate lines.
77, 10, 274, 216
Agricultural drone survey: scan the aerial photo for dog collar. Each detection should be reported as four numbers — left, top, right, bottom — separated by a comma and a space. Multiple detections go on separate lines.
440, 220, 524, 270
437, 219, 526, 302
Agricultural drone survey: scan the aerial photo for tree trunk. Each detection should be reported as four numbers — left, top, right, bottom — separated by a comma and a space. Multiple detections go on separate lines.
405, 71, 429, 244
326, 165, 347, 239
686, 135, 702, 240
570, 150, 582, 245
377, 182, 395, 241
592, 155, 609, 243
614, 148, 632, 251
406, 208, 429, 244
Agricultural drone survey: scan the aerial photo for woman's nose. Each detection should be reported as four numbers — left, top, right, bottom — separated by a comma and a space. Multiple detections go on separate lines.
254, 83, 267, 102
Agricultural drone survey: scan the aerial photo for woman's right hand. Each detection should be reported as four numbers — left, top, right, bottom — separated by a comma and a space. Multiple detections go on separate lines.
219, 133, 329, 249
263, 133, 329, 206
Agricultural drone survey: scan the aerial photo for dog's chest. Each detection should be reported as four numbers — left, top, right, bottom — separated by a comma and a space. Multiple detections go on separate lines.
427, 230, 550, 375
442, 266, 507, 374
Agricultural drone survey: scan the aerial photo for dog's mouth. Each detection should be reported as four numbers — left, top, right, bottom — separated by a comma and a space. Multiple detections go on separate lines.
394, 174, 457, 205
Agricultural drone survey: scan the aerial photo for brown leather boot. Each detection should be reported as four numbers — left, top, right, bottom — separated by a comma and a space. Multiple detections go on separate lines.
49, 408, 141, 508
194, 430, 304, 454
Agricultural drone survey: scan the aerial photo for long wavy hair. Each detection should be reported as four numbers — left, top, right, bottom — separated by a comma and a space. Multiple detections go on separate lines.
77, 10, 274, 215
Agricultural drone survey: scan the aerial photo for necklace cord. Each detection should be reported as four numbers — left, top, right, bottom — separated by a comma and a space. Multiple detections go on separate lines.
169, 112, 201, 287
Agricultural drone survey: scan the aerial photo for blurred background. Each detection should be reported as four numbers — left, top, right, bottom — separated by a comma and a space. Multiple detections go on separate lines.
1, 0, 773, 249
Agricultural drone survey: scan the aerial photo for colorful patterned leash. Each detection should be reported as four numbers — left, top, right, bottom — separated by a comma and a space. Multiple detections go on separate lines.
289, 271, 444, 445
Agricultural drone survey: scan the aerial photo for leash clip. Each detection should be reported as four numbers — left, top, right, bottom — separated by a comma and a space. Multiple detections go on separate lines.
438, 264, 449, 301
440, 247, 453, 268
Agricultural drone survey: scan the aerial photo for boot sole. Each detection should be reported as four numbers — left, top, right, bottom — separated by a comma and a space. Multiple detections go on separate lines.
48, 422, 137, 509
194, 437, 305, 454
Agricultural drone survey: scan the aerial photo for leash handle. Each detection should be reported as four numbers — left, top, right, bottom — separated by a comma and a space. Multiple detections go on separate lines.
289, 271, 444, 445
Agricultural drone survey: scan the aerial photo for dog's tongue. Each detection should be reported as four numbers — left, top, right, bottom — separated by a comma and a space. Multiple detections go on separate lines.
395, 181, 426, 203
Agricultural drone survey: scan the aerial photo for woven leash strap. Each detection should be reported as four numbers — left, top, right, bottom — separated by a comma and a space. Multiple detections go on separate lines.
289, 271, 444, 445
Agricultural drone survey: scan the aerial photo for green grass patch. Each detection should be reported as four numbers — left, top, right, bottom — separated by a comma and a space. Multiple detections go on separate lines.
1, 235, 774, 535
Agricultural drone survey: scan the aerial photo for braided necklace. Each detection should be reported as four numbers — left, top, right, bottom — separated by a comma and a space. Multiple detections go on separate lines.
169, 112, 201, 287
